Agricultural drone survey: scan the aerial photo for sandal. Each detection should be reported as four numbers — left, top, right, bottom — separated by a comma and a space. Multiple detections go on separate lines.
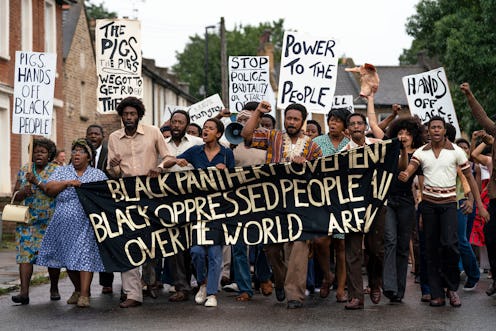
235, 293, 251, 302
336, 292, 348, 303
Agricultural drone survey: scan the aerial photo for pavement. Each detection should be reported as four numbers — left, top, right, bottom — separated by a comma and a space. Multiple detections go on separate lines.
0, 246, 50, 292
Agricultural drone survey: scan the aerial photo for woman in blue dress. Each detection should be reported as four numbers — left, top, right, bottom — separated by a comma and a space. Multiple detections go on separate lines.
37, 138, 107, 308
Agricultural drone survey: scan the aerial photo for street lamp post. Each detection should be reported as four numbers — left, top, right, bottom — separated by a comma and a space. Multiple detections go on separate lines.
204, 25, 216, 99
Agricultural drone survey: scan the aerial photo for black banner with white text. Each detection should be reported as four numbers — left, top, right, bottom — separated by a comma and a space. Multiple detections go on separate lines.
76, 139, 400, 272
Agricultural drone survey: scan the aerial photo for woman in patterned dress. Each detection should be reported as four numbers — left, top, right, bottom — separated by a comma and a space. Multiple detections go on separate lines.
312, 108, 351, 303
36, 138, 107, 308
11, 138, 61, 305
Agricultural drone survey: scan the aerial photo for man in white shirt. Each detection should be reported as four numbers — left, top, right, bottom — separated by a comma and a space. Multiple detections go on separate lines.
163, 110, 203, 302
399, 115, 489, 308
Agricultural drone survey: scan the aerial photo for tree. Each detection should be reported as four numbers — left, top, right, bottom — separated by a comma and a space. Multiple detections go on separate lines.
400, 0, 496, 133
85, 1, 117, 20
172, 19, 285, 100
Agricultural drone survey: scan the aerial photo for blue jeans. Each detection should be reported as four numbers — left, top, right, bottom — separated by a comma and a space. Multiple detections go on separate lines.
307, 258, 315, 291
232, 243, 253, 296
457, 200, 480, 284
249, 244, 272, 283
191, 245, 222, 296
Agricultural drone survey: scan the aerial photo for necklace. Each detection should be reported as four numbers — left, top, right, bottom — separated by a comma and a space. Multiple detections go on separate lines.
283, 133, 309, 161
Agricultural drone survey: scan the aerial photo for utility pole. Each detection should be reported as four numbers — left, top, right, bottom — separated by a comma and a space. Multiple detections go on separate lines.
204, 25, 216, 99
220, 17, 228, 107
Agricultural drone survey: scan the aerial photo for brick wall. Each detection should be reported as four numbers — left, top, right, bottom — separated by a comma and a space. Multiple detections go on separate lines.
61, 4, 120, 154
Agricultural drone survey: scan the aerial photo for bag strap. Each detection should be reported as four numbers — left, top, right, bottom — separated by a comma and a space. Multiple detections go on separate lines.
10, 191, 20, 204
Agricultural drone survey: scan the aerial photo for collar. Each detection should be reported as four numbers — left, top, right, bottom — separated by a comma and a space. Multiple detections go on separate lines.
118, 124, 144, 139
166, 133, 196, 144
421, 139, 454, 151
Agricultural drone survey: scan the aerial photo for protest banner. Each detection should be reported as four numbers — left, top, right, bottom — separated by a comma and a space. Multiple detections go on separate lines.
402, 67, 460, 137
277, 31, 339, 114
76, 139, 400, 271
229, 56, 270, 112
188, 94, 225, 128
13, 51, 56, 135
95, 19, 143, 113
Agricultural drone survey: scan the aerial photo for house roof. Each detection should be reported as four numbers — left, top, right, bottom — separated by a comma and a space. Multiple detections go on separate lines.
62, 0, 82, 59
321, 64, 428, 109
373, 65, 427, 106
336, 64, 428, 107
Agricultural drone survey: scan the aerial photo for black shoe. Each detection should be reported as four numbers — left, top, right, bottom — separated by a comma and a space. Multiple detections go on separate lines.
50, 291, 61, 301
390, 297, 402, 303
287, 300, 303, 309
383, 290, 396, 300
275, 287, 285, 302
12, 295, 29, 305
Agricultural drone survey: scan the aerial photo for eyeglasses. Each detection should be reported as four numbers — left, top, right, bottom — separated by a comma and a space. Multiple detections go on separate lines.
71, 148, 88, 155
349, 121, 365, 127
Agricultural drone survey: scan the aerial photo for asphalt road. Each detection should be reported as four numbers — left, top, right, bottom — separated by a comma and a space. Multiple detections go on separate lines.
1, 273, 496, 331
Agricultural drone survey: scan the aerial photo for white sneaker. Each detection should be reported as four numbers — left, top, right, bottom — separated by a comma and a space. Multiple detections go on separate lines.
463, 282, 478, 291
204, 295, 217, 307
195, 284, 207, 304
222, 283, 239, 292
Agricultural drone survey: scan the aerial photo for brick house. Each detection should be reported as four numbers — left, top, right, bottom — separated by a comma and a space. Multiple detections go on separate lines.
0, 0, 68, 197
1, 0, 196, 237
0, 0, 70, 236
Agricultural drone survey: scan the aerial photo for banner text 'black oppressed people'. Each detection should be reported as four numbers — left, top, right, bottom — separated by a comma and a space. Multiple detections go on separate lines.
76, 139, 399, 271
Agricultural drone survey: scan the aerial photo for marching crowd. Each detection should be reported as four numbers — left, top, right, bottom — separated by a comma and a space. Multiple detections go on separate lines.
9, 82, 496, 311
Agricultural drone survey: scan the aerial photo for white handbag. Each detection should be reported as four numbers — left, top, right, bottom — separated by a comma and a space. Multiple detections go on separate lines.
2, 191, 30, 223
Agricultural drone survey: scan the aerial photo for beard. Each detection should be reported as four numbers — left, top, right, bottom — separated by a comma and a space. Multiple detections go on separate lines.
285, 125, 302, 138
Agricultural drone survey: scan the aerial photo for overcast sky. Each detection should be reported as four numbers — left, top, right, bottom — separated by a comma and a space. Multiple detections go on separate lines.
93, 0, 420, 68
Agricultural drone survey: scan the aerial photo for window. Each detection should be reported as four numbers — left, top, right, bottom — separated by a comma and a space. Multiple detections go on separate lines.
0, 0, 9, 59
44, 0, 56, 53
21, 0, 32, 51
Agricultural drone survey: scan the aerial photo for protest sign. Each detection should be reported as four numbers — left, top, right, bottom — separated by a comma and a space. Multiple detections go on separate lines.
229, 56, 270, 112
402, 67, 460, 137
277, 31, 339, 114
162, 105, 189, 124
331, 95, 354, 113
188, 94, 225, 128
77, 139, 400, 271
95, 19, 143, 113
13, 51, 56, 135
